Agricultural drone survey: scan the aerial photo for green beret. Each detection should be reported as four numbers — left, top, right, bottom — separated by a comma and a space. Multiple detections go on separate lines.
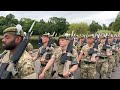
3, 27, 24, 37
59, 35, 70, 40
87, 34, 94, 38
80, 35, 85, 38
100, 36, 106, 39
42, 33, 50, 38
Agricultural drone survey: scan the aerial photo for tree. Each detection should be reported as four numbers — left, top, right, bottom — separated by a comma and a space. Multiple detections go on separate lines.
67, 22, 89, 35
102, 24, 108, 30
89, 20, 102, 33
19, 18, 34, 33
108, 22, 114, 30
5, 13, 15, 26
112, 12, 120, 32
48, 17, 69, 35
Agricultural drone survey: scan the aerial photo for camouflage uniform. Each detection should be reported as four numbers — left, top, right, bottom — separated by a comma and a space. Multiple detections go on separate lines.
96, 43, 109, 79
80, 43, 96, 79
107, 55, 115, 78
52, 47, 78, 79
0, 50, 35, 79
35, 45, 54, 79
113, 43, 119, 67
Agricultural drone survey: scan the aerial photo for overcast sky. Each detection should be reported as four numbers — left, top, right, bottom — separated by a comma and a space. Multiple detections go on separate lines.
0, 11, 119, 26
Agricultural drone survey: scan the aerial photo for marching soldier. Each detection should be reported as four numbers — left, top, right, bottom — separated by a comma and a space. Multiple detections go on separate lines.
33, 33, 55, 79
97, 36, 109, 79
78, 35, 97, 79
0, 26, 35, 79
107, 35, 116, 78
39, 35, 78, 79
74, 35, 86, 55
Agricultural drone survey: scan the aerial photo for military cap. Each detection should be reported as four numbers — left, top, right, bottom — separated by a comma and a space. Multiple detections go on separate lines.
42, 33, 50, 38
108, 35, 112, 39
3, 26, 24, 37
87, 34, 94, 38
59, 35, 70, 40
100, 35, 106, 39
80, 35, 85, 38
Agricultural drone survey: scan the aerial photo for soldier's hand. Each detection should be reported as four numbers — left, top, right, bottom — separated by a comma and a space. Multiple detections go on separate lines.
63, 72, 69, 78
39, 73, 45, 79
40, 56, 45, 62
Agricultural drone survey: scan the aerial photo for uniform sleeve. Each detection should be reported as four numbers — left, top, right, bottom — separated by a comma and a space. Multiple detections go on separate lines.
80, 46, 85, 53
72, 49, 78, 58
51, 47, 61, 61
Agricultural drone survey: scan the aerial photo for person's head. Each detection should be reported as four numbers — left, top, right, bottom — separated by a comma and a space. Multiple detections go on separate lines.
108, 36, 113, 44
114, 36, 118, 40
80, 35, 85, 42
2, 27, 24, 50
41, 34, 50, 43
100, 36, 106, 44
59, 35, 70, 47
74, 35, 79, 42
87, 35, 94, 44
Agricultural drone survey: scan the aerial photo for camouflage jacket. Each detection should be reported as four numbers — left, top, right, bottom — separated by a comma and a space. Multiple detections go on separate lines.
52, 47, 78, 74
80, 44, 94, 60
0, 50, 35, 79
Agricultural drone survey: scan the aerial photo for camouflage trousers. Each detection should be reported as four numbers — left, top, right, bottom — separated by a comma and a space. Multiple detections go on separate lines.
34, 60, 53, 79
108, 56, 115, 77
80, 61, 96, 79
113, 53, 119, 67
96, 60, 108, 79
118, 51, 120, 63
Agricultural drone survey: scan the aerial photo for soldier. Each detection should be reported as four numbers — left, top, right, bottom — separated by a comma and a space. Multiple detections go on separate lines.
74, 35, 85, 55
107, 35, 116, 78
112, 36, 119, 67
96, 36, 109, 79
33, 33, 55, 79
39, 35, 78, 79
78, 35, 97, 79
0, 26, 35, 79
73, 35, 79, 46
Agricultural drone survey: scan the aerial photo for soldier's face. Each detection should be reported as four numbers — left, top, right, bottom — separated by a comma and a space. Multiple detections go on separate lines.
101, 38, 105, 44
41, 36, 49, 43
74, 37, 78, 42
108, 38, 112, 43
115, 37, 117, 40
80, 38, 84, 42
87, 38, 94, 44
59, 38, 69, 47
2, 34, 17, 50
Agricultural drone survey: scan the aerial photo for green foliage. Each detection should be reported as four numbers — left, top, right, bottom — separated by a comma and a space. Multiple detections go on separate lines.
102, 24, 108, 30
0, 13, 119, 36
89, 20, 102, 33
111, 12, 120, 32
67, 22, 89, 35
